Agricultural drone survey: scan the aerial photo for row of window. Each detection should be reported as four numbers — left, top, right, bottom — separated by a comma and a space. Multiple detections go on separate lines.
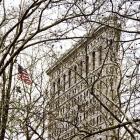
52, 49, 103, 93
53, 88, 94, 111
49, 123, 76, 139
49, 114, 103, 139
58, 103, 101, 124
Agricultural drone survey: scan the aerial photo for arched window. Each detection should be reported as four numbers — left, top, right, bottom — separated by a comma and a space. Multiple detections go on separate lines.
68, 70, 71, 87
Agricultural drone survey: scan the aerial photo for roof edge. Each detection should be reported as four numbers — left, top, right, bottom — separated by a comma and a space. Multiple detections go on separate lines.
46, 25, 107, 75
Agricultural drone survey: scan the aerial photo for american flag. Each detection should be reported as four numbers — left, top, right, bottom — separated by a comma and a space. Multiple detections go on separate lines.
18, 64, 32, 85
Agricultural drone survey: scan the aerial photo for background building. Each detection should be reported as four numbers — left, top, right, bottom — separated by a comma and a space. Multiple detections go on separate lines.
46, 17, 121, 140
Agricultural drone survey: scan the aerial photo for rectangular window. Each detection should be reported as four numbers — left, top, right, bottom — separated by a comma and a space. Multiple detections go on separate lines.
57, 78, 60, 95
68, 70, 71, 87
99, 46, 102, 65
63, 74, 66, 91
100, 115, 102, 123
93, 118, 95, 125
86, 55, 89, 75
74, 65, 77, 83
97, 116, 99, 125
92, 51, 95, 70
53, 82, 55, 93
80, 61, 83, 76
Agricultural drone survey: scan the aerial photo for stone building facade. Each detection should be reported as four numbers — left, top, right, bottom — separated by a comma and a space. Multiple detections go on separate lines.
46, 19, 121, 140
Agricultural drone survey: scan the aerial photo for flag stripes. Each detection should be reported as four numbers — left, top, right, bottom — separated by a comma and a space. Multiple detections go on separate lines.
18, 64, 32, 85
